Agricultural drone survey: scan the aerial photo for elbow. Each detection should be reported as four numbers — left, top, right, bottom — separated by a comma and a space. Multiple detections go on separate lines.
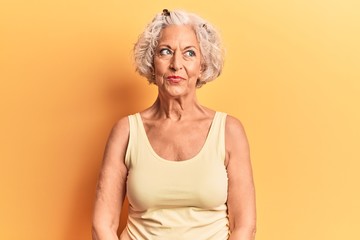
92, 222, 105, 240
230, 224, 257, 239
92, 211, 120, 239
250, 225, 257, 238
240, 225, 256, 236
92, 224, 100, 240
247, 224, 256, 234
92, 222, 118, 240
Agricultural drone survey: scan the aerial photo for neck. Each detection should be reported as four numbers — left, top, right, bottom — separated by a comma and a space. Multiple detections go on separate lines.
150, 93, 204, 121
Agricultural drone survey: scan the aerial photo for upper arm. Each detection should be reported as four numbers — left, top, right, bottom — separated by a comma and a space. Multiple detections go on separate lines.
225, 115, 256, 233
92, 117, 130, 232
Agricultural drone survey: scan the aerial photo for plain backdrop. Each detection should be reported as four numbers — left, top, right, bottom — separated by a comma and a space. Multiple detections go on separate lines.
1, 0, 359, 239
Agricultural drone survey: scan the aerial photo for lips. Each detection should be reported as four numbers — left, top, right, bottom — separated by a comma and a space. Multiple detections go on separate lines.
166, 75, 184, 83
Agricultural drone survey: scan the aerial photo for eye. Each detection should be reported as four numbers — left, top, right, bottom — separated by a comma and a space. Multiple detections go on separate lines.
159, 48, 173, 56
184, 50, 196, 57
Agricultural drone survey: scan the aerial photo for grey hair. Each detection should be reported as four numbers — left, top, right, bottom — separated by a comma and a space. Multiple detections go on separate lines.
133, 9, 225, 87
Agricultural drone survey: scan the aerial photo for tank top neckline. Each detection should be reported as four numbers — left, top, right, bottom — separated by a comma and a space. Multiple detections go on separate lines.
134, 112, 220, 164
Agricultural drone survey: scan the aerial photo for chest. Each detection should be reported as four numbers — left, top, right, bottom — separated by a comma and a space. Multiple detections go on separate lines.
125, 112, 228, 212
127, 158, 228, 211
144, 119, 212, 161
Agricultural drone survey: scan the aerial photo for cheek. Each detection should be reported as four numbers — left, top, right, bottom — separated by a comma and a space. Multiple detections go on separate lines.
154, 59, 168, 74
188, 63, 202, 76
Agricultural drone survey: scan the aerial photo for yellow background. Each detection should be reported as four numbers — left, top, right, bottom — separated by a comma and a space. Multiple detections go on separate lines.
1, 0, 359, 239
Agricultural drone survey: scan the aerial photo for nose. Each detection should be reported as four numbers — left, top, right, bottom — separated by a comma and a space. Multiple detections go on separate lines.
169, 51, 183, 71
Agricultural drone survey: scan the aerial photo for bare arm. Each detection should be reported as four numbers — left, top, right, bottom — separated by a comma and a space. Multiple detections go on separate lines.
92, 117, 130, 240
225, 116, 256, 240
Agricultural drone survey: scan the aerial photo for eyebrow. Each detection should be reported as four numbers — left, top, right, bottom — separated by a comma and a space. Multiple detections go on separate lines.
157, 44, 199, 50
157, 44, 172, 49
183, 46, 198, 50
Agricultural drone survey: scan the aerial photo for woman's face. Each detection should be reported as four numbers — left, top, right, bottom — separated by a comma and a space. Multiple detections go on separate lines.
153, 25, 202, 98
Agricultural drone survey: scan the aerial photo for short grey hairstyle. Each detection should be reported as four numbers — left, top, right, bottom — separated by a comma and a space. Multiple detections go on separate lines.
134, 9, 225, 87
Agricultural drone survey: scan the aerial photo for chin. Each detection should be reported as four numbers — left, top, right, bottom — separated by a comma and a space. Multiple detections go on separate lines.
160, 83, 195, 98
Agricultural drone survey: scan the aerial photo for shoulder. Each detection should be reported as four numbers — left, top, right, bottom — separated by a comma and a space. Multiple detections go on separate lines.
224, 114, 249, 154
113, 116, 130, 133
225, 114, 247, 137
107, 116, 131, 144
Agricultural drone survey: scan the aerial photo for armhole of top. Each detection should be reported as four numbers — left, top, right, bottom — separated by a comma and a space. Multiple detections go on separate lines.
124, 115, 133, 168
219, 112, 227, 163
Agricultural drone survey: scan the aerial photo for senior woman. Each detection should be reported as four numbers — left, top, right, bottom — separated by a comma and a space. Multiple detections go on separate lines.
92, 9, 256, 240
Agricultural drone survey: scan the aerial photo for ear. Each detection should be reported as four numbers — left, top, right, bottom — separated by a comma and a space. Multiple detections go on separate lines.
199, 64, 205, 79
200, 61, 206, 73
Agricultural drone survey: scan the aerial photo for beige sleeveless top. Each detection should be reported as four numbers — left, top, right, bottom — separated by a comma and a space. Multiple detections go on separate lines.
120, 112, 229, 240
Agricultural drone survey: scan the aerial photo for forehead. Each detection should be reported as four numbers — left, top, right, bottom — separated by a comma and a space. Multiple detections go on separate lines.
158, 25, 199, 47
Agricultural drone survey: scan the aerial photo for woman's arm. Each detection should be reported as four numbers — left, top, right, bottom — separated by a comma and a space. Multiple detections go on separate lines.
225, 116, 256, 240
92, 117, 130, 240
